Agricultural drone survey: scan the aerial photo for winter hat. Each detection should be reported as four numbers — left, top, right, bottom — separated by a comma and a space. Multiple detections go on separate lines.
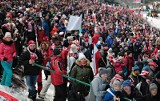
53, 47, 61, 55
70, 44, 78, 53
140, 70, 149, 78
99, 68, 108, 76
149, 83, 158, 91
122, 80, 131, 88
112, 79, 122, 88
78, 53, 86, 60
59, 32, 64, 36
149, 62, 158, 67
4, 32, 12, 38
28, 40, 35, 46
132, 65, 139, 71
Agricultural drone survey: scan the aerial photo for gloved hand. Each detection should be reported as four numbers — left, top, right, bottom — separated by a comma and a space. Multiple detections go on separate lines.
3, 57, 8, 61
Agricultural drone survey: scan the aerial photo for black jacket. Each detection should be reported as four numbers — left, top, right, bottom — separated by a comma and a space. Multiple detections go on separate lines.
121, 86, 142, 101
152, 80, 160, 95
142, 94, 160, 101
19, 49, 43, 75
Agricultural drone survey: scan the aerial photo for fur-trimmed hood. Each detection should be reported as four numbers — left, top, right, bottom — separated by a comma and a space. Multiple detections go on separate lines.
75, 59, 90, 67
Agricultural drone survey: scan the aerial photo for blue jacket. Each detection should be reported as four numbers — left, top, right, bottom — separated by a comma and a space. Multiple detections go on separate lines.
105, 35, 113, 48
104, 88, 116, 101
43, 20, 50, 36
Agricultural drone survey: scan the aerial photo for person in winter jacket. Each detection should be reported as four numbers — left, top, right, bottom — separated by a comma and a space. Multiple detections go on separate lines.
19, 40, 43, 101
138, 70, 150, 96
143, 62, 158, 80
0, 32, 16, 87
128, 65, 140, 87
50, 47, 67, 101
121, 80, 142, 101
89, 68, 109, 101
104, 79, 122, 101
124, 51, 134, 74
142, 83, 160, 101
43, 14, 51, 37
133, 41, 142, 61
113, 58, 125, 74
70, 53, 94, 98
37, 42, 49, 94
152, 72, 160, 95
27, 18, 37, 42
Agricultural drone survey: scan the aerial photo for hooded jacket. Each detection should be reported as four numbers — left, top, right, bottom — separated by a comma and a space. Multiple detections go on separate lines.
70, 59, 94, 96
0, 39, 16, 62
89, 74, 107, 101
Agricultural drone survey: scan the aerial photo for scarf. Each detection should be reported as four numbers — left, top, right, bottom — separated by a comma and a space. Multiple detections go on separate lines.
27, 47, 38, 60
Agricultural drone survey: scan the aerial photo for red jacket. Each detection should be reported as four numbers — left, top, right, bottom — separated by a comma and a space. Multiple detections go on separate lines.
0, 40, 16, 62
124, 56, 134, 72
92, 34, 100, 45
51, 56, 67, 86
114, 61, 125, 73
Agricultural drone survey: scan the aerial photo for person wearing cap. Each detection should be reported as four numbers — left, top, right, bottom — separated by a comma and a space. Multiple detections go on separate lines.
50, 47, 67, 101
18, 40, 43, 100
143, 61, 158, 80
89, 68, 109, 101
0, 32, 16, 87
104, 79, 122, 101
142, 83, 159, 101
121, 80, 142, 101
128, 65, 140, 87
137, 70, 150, 96
152, 72, 160, 95
70, 53, 94, 99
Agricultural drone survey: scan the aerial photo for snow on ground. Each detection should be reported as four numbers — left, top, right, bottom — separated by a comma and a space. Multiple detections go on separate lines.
142, 13, 160, 29
0, 71, 55, 101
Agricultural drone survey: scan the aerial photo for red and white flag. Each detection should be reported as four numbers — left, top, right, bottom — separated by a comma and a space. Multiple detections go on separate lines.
92, 45, 98, 75
91, 45, 102, 75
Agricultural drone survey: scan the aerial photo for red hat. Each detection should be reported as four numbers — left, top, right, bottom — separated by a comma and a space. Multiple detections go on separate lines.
140, 70, 149, 78
148, 62, 158, 67
28, 40, 35, 46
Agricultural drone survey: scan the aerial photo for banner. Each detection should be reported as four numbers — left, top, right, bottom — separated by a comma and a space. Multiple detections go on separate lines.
0, 90, 18, 101
133, 0, 141, 3
67, 15, 82, 31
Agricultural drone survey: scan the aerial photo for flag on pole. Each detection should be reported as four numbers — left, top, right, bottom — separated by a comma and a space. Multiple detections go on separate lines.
92, 45, 98, 75
92, 12, 96, 23
67, 15, 82, 31
91, 45, 102, 75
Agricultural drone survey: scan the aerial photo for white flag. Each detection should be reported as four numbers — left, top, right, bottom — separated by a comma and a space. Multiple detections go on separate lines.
91, 45, 98, 75
67, 15, 82, 31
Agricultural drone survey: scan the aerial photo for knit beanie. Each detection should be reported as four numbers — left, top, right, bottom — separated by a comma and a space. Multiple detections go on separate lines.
112, 79, 121, 88
28, 40, 35, 46
149, 83, 158, 91
122, 80, 131, 88
78, 53, 86, 60
4, 32, 12, 38
99, 68, 108, 77
132, 65, 139, 71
